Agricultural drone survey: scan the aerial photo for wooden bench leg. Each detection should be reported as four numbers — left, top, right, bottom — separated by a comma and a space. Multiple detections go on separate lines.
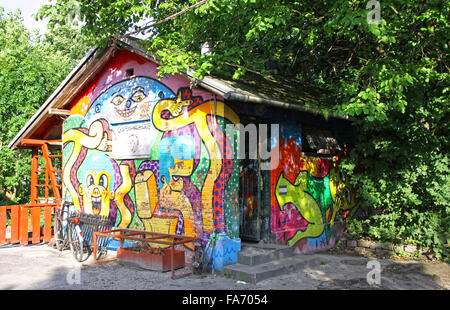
93, 232, 116, 263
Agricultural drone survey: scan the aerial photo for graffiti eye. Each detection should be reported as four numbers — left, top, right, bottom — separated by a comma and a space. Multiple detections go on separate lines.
172, 175, 180, 182
99, 174, 108, 188
111, 95, 125, 106
131, 90, 146, 102
87, 175, 95, 187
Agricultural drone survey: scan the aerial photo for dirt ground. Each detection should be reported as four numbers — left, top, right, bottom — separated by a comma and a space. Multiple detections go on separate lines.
0, 243, 448, 291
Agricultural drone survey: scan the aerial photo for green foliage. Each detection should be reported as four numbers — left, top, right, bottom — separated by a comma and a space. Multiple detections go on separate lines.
342, 82, 449, 259
35, 0, 450, 259
0, 7, 88, 204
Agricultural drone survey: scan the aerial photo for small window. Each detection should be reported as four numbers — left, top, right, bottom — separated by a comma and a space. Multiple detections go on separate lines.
302, 126, 341, 158
126, 68, 134, 77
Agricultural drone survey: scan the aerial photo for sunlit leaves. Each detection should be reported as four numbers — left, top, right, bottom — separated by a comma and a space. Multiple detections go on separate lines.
0, 8, 87, 203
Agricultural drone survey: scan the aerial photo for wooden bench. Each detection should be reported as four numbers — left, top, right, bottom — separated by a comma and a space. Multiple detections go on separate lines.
93, 228, 200, 279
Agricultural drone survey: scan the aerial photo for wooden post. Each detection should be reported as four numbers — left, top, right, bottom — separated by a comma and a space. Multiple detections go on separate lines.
41, 144, 61, 200
43, 206, 52, 242
45, 166, 49, 200
31, 206, 41, 244
93, 233, 97, 261
30, 149, 39, 204
0, 205, 6, 245
171, 243, 175, 279
10, 206, 19, 244
19, 205, 28, 245
30, 149, 40, 244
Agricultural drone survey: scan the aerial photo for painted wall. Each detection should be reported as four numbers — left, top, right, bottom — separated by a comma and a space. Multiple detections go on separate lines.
61, 49, 359, 260
62, 50, 241, 256
270, 122, 360, 253
226, 99, 359, 254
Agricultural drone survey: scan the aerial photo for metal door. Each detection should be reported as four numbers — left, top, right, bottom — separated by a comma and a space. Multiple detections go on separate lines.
239, 159, 260, 241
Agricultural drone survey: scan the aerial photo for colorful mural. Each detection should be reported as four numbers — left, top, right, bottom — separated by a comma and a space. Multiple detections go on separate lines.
61, 49, 358, 261
62, 52, 240, 255
270, 124, 359, 253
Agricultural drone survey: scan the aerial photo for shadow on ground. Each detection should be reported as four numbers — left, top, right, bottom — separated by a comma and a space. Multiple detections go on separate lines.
0, 244, 448, 290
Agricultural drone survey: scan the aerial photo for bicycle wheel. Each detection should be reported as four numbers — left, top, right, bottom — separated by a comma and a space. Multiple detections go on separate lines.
69, 223, 90, 262
54, 215, 65, 251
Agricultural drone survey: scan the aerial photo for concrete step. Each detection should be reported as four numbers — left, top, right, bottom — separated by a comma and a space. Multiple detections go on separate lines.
238, 242, 295, 266
223, 254, 320, 284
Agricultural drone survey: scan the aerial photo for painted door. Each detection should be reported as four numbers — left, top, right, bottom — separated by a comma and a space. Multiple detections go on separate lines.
239, 159, 260, 241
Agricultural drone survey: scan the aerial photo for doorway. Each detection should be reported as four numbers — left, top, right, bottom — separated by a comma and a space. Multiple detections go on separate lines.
238, 117, 272, 242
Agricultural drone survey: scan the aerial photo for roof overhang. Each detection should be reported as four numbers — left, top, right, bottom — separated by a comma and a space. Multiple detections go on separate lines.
185, 71, 353, 122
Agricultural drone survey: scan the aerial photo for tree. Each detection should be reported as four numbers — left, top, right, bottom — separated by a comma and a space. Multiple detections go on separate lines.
38, 0, 449, 259
0, 7, 88, 204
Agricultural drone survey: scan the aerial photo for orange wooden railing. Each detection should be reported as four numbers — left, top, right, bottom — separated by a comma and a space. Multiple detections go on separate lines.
0, 202, 58, 246
0, 139, 63, 246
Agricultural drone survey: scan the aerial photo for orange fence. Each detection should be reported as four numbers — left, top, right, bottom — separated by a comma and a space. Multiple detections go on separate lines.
0, 203, 57, 246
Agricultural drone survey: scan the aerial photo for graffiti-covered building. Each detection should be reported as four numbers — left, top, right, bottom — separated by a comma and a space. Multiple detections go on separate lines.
8, 38, 357, 268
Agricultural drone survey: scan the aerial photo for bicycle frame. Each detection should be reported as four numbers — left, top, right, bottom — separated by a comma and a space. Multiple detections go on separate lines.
54, 201, 113, 262
54, 201, 72, 250
70, 216, 83, 243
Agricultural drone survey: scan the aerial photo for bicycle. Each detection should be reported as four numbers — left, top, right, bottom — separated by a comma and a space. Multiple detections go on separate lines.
54, 201, 114, 262
54, 201, 90, 262
54, 201, 71, 252
67, 210, 91, 262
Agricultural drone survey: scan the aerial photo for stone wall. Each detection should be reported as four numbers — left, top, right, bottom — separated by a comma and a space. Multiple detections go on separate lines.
335, 237, 428, 259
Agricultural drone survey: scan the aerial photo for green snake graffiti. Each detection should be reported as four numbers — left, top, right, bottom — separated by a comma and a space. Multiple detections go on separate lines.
275, 171, 325, 246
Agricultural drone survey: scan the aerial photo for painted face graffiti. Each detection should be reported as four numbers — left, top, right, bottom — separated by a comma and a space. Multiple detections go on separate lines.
79, 170, 114, 216
110, 86, 147, 121
84, 77, 174, 126
152, 88, 240, 233
159, 135, 195, 189
76, 151, 117, 218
